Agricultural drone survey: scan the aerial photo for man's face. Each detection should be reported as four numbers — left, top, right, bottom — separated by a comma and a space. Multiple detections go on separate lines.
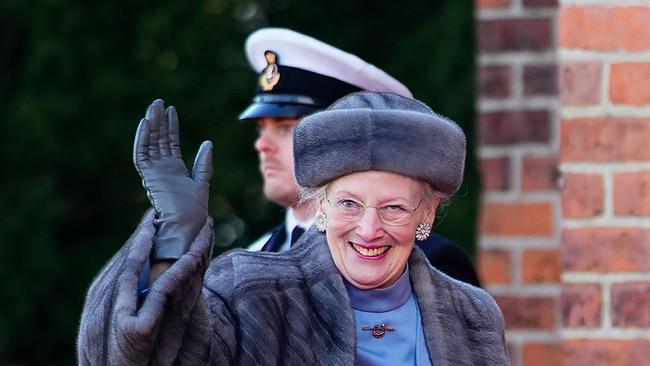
254, 117, 301, 208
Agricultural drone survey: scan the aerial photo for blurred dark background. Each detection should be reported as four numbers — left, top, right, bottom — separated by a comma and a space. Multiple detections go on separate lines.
0, 0, 476, 364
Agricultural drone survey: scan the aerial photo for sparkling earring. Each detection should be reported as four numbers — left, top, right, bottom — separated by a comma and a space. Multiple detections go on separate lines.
415, 223, 432, 241
315, 211, 327, 232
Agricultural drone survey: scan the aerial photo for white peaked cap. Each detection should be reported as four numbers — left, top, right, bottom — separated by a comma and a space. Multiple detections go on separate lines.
245, 28, 412, 98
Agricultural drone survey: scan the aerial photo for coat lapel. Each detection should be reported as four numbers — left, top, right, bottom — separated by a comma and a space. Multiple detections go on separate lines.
409, 248, 452, 366
297, 227, 356, 364
410, 247, 504, 365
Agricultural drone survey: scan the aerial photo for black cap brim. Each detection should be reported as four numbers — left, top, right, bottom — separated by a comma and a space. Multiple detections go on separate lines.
238, 102, 320, 121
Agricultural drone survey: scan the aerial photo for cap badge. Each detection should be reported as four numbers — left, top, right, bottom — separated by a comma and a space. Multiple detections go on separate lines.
259, 50, 281, 91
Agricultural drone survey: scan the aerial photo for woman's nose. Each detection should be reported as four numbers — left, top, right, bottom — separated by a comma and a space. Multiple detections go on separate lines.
356, 207, 385, 241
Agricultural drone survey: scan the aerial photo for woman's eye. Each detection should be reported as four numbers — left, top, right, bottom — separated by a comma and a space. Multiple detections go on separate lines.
339, 200, 360, 209
383, 205, 407, 212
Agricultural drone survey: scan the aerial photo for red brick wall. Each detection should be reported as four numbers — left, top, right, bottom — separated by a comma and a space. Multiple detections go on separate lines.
558, 3, 650, 365
477, 1, 650, 365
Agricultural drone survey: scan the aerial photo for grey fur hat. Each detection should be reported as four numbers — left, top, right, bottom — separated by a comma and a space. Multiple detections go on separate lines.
293, 91, 467, 195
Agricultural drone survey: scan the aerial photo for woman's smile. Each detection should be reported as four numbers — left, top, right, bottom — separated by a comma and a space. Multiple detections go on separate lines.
349, 242, 391, 259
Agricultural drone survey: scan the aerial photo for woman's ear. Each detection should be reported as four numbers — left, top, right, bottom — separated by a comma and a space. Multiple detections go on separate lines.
423, 197, 441, 225
316, 197, 326, 213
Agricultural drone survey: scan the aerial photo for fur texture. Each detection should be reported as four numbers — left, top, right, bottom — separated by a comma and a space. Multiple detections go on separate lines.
294, 92, 467, 195
77, 212, 509, 365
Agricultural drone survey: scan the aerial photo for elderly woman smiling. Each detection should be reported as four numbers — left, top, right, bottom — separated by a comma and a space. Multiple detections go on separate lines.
310, 171, 438, 287
77, 92, 509, 365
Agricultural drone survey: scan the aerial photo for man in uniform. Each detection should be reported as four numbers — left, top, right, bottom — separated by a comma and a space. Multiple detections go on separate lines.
239, 28, 481, 287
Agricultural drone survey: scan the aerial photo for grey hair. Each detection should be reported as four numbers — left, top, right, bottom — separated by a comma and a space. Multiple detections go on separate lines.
298, 185, 328, 209
420, 182, 449, 215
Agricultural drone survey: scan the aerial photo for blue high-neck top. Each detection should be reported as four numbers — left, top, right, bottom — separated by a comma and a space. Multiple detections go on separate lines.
344, 268, 432, 365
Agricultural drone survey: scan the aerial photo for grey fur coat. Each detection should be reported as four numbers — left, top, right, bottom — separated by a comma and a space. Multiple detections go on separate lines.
77, 211, 509, 365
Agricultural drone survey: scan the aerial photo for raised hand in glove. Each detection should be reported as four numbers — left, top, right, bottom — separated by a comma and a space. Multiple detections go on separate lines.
133, 99, 213, 262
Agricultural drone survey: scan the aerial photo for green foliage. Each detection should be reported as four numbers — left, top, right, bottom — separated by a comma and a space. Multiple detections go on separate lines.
0, 0, 475, 363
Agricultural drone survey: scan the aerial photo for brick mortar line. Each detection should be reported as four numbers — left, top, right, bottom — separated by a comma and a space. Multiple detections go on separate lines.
512, 62, 524, 101
514, 244, 523, 286
594, 61, 644, 115
504, 332, 560, 366
602, 61, 611, 109
551, 8, 559, 51
603, 281, 612, 328
560, 49, 650, 61
507, 329, 650, 341
505, 330, 562, 342
603, 170, 614, 219
560, 110, 650, 118
504, 327, 524, 366
487, 284, 561, 296
510, 148, 523, 196
561, 163, 650, 171
561, 164, 646, 224
561, 272, 650, 338
477, 8, 557, 21
562, 329, 650, 339
562, 272, 650, 282
511, 344, 522, 366
553, 187, 564, 241
476, 52, 559, 110
560, 0, 650, 6
479, 52, 557, 64
479, 236, 561, 250
475, 148, 515, 159
484, 191, 561, 202
560, 165, 648, 220
506, 338, 522, 366
563, 217, 650, 228
479, 98, 559, 111
479, 145, 558, 157
555, 283, 564, 337
550, 107, 561, 152
480, 238, 560, 248
561, 105, 650, 118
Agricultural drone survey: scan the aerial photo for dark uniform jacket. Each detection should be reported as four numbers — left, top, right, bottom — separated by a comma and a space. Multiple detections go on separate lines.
77, 211, 508, 365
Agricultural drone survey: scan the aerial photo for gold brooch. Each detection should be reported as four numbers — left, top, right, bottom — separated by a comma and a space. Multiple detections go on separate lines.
259, 50, 280, 91
362, 323, 395, 338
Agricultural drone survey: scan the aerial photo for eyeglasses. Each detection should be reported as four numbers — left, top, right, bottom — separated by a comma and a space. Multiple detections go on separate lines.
325, 191, 423, 226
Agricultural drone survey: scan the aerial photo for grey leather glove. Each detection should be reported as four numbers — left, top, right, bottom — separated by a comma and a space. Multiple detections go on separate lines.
133, 99, 213, 262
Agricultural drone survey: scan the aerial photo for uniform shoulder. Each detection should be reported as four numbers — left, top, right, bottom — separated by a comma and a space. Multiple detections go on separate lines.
245, 232, 272, 251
